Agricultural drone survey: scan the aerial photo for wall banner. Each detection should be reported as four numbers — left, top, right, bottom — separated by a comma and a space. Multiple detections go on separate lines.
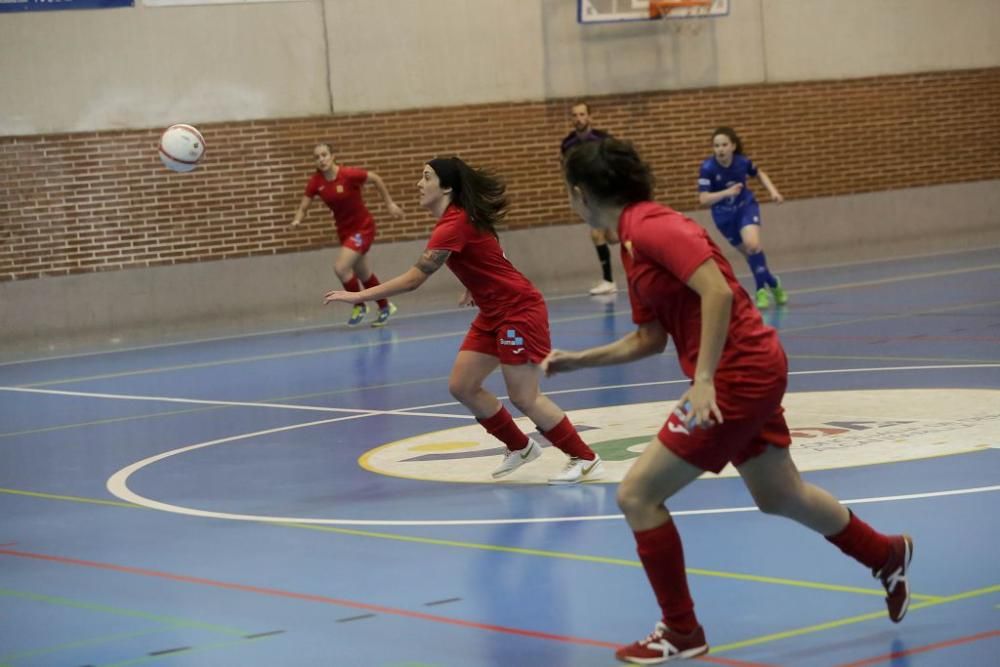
0, 0, 132, 11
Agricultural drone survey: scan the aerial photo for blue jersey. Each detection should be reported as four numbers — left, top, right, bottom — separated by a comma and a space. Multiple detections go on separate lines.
698, 154, 759, 216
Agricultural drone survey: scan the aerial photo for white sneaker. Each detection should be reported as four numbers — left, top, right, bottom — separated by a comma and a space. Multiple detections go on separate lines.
491, 439, 542, 479
548, 455, 604, 485
588, 280, 617, 296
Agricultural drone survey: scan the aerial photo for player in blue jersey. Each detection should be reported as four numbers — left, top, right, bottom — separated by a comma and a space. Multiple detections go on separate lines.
560, 102, 617, 296
698, 127, 788, 308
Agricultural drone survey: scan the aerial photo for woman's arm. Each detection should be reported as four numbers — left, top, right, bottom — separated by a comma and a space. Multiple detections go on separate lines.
291, 195, 312, 226
682, 259, 733, 427
755, 169, 784, 203
543, 320, 667, 375
366, 171, 404, 219
324, 248, 450, 304
698, 184, 743, 207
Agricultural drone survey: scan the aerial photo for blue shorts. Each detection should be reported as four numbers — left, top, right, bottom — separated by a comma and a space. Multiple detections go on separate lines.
712, 202, 761, 247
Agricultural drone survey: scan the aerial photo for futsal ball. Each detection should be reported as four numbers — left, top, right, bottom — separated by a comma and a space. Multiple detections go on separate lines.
158, 124, 205, 173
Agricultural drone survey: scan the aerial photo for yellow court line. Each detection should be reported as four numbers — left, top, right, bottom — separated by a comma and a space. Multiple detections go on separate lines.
274, 522, 942, 602
711, 583, 1000, 654
1, 486, 943, 602
0, 487, 138, 509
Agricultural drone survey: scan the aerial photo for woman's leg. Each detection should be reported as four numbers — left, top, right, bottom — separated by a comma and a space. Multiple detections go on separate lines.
614, 437, 709, 662
353, 253, 390, 312
737, 444, 912, 621
501, 363, 601, 483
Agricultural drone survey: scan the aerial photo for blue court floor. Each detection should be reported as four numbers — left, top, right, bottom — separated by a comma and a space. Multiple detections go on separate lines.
1, 246, 998, 667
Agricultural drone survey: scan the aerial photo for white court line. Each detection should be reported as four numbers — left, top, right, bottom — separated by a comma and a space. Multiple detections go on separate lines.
0, 386, 472, 421
104, 364, 1000, 527
7, 363, 998, 420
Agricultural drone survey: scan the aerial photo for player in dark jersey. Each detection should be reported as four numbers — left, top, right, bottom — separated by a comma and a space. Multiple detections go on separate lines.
292, 143, 404, 327
550, 138, 912, 664
324, 157, 604, 484
698, 127, 788, 309
560, 102, 617, 296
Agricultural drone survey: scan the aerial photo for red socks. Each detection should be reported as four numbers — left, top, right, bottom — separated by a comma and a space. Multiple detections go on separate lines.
540, 416, 595, 460
477, 406, 529, 451
825, 511, 892, 571
342, 276, 361, 293
634, 520, 699, 634
362, 274, 389, 309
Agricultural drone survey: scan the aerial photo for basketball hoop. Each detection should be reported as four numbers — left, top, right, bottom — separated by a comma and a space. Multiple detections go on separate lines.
649, 0, 713, 34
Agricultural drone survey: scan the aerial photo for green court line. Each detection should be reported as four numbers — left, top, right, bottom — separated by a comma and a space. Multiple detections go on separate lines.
0, 588, 248, 636
95, 634, 275, 667
711, 583, 1000, 654
0, 628, 167, 663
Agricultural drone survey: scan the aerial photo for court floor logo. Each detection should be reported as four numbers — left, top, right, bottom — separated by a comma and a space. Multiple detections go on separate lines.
359, 389, 1000, 484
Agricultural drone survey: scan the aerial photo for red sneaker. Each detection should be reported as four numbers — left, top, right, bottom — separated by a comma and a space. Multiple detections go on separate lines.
874, 534, 913, 622
615, 622, 708, 664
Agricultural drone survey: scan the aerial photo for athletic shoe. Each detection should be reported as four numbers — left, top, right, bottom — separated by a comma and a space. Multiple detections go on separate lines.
589, 280, 617, 295
755, 287, 771, 309
491, 439, 542, 479
770, 277, 789, 306
347, 303, 367, 326
370, 302, 397, 328
615, 622, 709, 664
548, 455, 604, 485
875, 534, 914, 623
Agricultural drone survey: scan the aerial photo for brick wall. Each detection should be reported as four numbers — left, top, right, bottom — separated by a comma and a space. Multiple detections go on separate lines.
2, 68, 998, 282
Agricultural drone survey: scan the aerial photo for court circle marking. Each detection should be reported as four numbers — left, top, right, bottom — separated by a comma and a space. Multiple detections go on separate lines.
106, 385, 1000, 527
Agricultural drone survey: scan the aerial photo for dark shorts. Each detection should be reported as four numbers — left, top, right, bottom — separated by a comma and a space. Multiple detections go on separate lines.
459, 300, 551, 366
712, 202, 761, 247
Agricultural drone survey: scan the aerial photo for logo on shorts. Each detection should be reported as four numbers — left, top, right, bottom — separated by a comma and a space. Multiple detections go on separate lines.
500, 328, 524, 348
351, 233, 363, 246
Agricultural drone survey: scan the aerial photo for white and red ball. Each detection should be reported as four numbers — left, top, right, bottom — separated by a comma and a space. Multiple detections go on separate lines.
158, 124, 205, 172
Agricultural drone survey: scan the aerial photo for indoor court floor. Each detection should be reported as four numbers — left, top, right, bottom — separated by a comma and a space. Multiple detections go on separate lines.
1, 245, 999, 666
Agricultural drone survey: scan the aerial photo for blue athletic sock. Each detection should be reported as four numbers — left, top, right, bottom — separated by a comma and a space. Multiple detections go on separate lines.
746, 251, 777, 290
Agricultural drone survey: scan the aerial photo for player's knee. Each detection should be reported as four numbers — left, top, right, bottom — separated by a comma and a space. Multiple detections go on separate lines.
752, 488, 794, 516
616, 478, 652, 518
334, 265, 352, 282
448, 377, 475, 403
506, 389, 537, 415
744, 242, 763, 256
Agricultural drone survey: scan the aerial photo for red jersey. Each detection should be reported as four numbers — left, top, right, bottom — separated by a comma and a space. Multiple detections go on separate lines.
619, 201, 784, 396
427, 205, 543, 327
305, 166, 373, 234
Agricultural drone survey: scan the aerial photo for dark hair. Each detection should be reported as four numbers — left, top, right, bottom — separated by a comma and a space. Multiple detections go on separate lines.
427, 157, 507, 237
712, 127, 743, 154
562, 138, 655, 205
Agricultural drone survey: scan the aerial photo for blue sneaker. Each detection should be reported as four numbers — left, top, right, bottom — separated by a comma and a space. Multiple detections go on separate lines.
347, 303, 367, 326
370, 302, 397, 328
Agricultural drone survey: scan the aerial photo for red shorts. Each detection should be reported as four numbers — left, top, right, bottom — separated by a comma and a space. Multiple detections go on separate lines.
459, 300, 551, 365
337, 225, 376, 254
657, 374, 792, 474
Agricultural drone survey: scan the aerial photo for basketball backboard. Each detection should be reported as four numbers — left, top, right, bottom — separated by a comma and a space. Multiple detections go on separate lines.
578, 0, 728, 24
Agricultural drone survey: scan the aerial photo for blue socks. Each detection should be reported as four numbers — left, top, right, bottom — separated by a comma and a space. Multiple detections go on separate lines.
746, 251, 777, 290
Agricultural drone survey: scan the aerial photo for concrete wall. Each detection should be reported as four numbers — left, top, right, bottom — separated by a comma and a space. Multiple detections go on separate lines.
2, 0, 998, 134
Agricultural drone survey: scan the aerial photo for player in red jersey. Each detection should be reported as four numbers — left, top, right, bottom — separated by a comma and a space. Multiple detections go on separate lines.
547, 138, 912, 664
324, 157, 604, 484
292, 143, 404, 327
